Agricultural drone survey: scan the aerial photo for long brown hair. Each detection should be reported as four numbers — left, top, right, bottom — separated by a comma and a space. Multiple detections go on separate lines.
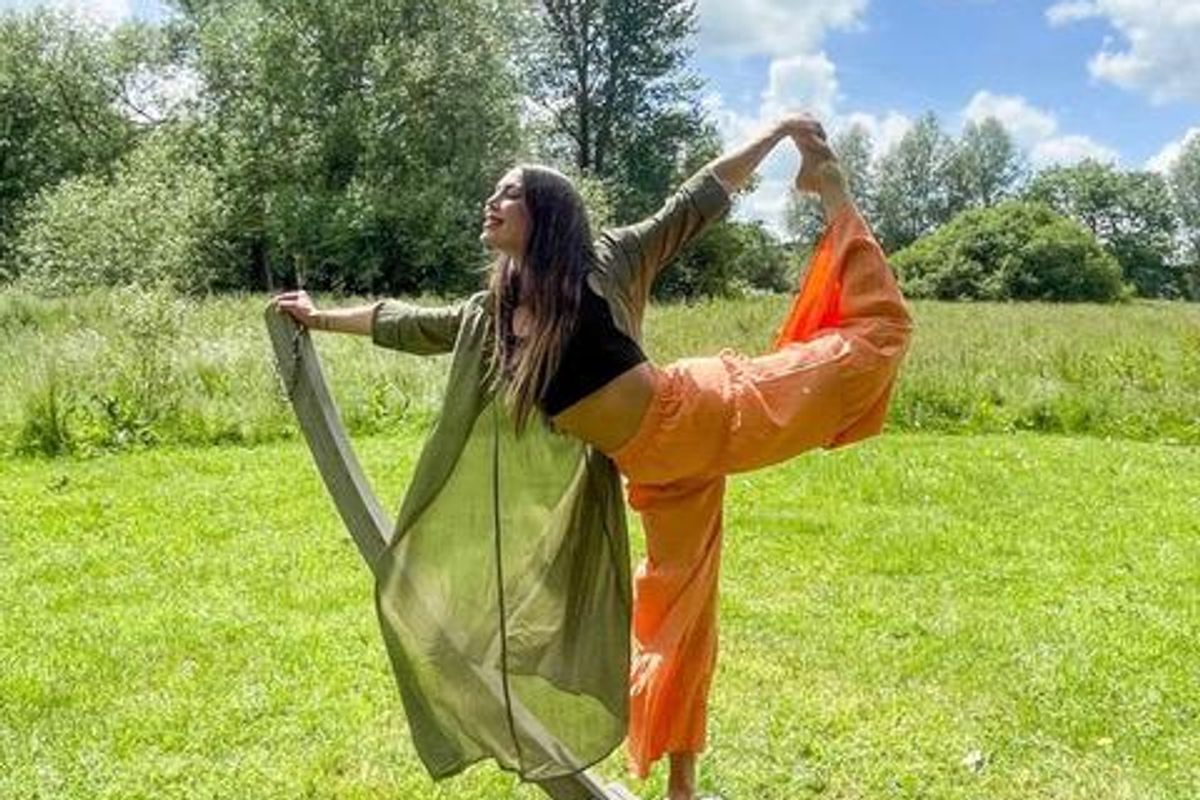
488, 165, 595, 431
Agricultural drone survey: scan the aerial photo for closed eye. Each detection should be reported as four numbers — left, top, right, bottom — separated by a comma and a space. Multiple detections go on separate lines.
494, 182, 522, 199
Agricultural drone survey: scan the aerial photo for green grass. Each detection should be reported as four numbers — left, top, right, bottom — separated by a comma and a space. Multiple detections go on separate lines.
3, 432, 1198, 798
1, 288, 1198, 455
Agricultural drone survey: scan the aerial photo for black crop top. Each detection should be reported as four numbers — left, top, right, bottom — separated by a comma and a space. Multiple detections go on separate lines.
539, 287, 648, 416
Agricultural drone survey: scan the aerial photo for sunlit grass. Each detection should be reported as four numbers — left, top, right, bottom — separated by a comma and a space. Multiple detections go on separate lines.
3, 432, 1197, 798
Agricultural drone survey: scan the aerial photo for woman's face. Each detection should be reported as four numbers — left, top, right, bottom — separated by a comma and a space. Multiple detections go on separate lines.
480, 168, 530, 257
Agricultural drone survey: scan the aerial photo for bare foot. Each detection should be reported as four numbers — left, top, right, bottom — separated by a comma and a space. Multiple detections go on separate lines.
793, 131, 850, 218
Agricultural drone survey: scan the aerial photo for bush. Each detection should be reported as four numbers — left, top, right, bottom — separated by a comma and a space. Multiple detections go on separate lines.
1025, 161, 1181, 298
15, 367, 76, 456
892, 201, 1124, 302
12, 131, 229, 295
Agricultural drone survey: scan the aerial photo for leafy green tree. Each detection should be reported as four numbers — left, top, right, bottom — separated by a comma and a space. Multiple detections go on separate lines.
1168, 135, 1200, 299
524, 0, 712, 220
0, 11, 162, 273
173, 0, 523, 293
1026, 160, 1181, 297
874, 113, 955, 252
13, 132, 227, 295
655, 219, 792, 300
892, 201, 1123, 302
947, 117, 1026, 212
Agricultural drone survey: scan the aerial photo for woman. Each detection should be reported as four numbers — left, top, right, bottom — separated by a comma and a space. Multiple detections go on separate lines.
274, 113, 912, 800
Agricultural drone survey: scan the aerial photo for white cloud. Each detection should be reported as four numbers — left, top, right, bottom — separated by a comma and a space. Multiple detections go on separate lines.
1146, 127, 1200, 173
1046, 0, 1200, 104
760, 53, 839, 121
961, 90, 1118, 168
696, 0, 868, 58
0, 0, 133, 25
962, 91, 1057, 145
1045, 1, 1101, 25
1031, 135, 1119, 168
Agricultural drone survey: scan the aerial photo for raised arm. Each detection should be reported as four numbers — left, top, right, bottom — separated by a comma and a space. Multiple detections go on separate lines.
604, 113, 828, 308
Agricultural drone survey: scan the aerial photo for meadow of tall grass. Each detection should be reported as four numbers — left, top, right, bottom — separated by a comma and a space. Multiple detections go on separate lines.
2, 286, 1197, 457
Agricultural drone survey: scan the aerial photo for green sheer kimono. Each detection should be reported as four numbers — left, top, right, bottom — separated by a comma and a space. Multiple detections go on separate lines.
368, 168, 730, 783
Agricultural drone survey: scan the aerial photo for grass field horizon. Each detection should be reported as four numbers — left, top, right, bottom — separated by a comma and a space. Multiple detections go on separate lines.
3, 430, 1198, 799
2, 288, 1198, 457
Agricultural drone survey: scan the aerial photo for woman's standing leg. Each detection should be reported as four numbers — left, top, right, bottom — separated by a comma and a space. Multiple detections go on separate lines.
624, 476, 726, 799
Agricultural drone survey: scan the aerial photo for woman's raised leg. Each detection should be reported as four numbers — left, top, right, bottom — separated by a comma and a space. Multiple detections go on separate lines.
722, 143, 913, 474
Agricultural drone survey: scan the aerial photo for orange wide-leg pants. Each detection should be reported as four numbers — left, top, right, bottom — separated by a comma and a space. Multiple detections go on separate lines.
611, 204, 913, 778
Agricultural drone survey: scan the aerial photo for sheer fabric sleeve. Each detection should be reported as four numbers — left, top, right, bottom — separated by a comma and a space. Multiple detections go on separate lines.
604, 168, 731, 307
371, 299, 466, 355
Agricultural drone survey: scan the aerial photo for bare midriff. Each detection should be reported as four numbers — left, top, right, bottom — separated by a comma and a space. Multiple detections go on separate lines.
551, 361, 658, 455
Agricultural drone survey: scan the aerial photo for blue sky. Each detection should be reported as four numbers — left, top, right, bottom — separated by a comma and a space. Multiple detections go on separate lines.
690, 0, 1200, 228
4, 0, 1198, 232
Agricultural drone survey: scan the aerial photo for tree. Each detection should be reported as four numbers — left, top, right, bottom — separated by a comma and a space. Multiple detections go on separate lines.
1168, 135, 1200, 299
946, 116, 1026, 212
13, 131, 227, 294
655, 219, 792, 300
1026, 160, 1181, 298
873, 113, 955, 252
524, 0, 711, 220
786, 123, 874, 244
891, 201, 1123, 302
173, 0, 524, 294
0, 11, 160, 273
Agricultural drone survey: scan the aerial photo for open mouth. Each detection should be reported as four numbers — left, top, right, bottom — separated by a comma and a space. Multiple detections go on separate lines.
483, 215, 503, 230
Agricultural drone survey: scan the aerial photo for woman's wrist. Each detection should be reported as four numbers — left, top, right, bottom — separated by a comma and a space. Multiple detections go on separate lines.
768, 119, 792, 142
311, 304, 377, 336
711, 125, 787, 193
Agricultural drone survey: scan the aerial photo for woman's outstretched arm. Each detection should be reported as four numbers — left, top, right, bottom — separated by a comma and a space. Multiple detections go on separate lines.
271, 290, 465, 354
272, 290, 374, 335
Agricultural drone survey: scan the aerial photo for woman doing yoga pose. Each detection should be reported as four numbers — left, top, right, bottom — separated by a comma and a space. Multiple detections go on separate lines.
275, 113, 912, 800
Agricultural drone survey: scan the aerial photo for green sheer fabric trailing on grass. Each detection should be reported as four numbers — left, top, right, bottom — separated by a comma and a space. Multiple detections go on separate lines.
368, 169, 731, 783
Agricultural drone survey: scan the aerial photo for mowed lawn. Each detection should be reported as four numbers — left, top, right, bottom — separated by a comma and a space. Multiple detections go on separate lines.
2, 432, 1198, 799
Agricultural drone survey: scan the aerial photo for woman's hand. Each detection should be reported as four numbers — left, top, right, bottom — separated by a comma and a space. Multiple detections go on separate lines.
709, 112, 823, 193
271, 290, 325, 330
774, 112, 826, 143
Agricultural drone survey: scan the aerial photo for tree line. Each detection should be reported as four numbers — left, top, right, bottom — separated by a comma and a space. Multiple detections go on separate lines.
789, 115, 1200, 301
1, 3, 1198, 302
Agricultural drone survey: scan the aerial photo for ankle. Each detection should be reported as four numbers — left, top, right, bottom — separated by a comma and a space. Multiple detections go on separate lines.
816, 162, 851, 220
667, 752, 697, 797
